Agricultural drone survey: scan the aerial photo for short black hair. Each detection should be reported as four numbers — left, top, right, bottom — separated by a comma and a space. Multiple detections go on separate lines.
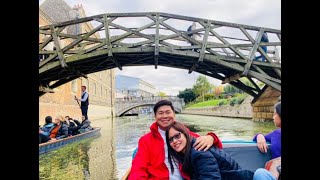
153, 100, 175, 114
45, 116, 52, 124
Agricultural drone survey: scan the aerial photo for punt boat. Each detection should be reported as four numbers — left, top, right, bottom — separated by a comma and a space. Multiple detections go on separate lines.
39, 127, 101, 155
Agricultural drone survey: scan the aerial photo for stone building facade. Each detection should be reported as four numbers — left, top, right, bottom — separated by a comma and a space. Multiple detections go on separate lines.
115, 75, 157, 98
39, 0, 115, 124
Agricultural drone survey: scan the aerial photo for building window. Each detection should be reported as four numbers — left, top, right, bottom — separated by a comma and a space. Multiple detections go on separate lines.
71, 80, 77, 93
100, 86, 103, 97
93, 83, 96, 95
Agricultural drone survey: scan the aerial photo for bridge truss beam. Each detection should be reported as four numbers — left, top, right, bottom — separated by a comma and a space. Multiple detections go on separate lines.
39, 12, 281, 96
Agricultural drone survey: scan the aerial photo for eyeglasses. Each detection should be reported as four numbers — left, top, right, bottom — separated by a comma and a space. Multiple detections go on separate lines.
168, 132, 182, 144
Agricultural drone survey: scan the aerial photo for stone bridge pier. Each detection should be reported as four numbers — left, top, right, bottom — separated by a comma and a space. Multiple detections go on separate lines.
252, 86, 281, 122
115, 96, 185, 117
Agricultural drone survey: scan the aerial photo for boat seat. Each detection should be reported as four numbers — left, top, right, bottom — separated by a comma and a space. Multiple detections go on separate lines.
222, 141, 272, 172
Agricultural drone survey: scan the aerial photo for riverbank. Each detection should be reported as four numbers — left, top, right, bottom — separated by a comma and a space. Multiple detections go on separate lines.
181, 96, 253, 119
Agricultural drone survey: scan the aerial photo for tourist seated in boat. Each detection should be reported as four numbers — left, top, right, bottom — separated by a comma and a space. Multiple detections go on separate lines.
166, 121, 254, 180
253, 102, 281, 159
253, 101, 281, 180
65, 116, 76, 127
65, 116, 81, 136
47, 115, 69, 142
39, 116, 55, 144
78, 115, 94, 134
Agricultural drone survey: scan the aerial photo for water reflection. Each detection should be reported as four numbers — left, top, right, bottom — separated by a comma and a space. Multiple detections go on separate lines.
176, 114, 275, 140
39, 117, 117, 180
39, 114, 275, 179
39, 138, 94, 179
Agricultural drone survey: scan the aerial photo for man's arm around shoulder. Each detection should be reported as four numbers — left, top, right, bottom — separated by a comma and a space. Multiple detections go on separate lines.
188, 128, 223, 150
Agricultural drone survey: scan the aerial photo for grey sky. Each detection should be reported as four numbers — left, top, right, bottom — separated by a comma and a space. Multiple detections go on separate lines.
39, 0, 281, 95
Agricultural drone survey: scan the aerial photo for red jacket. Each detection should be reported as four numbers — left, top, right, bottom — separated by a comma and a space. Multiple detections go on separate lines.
128, 122, 222, 180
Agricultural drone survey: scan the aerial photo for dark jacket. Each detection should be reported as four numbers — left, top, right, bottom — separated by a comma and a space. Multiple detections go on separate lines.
72, 119, 81, 126
69, 121, 76, 128
78, 119, 93, 133
55, 123, 69, 140
190, 139, 253, 180
40, 123, 55, 137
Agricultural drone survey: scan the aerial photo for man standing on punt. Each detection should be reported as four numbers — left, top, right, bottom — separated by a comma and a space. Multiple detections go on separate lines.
75, 85, 89, 118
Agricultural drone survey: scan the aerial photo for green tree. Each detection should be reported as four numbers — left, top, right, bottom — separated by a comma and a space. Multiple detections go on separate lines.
224, 84, 242, 94
213, 85, 224, 98
192, 75, 211, 102
178, 88, 196, 103
158, 91, 167, 97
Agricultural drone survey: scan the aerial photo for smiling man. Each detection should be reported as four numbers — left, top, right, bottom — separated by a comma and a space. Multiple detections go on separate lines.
129, 99, 222, 180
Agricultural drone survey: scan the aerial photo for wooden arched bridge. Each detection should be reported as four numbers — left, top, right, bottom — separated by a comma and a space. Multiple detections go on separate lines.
39, 12, 281, 97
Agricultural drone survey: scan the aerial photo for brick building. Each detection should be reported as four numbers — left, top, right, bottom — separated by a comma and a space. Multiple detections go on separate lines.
39, 0, 115, 124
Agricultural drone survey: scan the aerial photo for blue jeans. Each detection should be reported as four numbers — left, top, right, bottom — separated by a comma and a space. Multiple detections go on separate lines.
253, 168, 276, 180
255, 46, 267, 61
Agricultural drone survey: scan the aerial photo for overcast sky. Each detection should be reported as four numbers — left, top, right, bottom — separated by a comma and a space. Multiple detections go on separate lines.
39, 0, 281, 95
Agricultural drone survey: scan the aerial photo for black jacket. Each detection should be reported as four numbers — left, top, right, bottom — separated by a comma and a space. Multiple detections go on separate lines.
190, 139, 253, 180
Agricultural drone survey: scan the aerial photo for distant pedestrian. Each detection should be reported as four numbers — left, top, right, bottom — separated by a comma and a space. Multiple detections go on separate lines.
187, 22, 201, 46
255, 32, 269, 61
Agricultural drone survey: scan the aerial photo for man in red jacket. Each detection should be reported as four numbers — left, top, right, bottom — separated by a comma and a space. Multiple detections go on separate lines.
129, 99, 222, 180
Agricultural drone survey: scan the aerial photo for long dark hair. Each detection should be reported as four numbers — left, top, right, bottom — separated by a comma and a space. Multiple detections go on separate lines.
165, 121, 194, 175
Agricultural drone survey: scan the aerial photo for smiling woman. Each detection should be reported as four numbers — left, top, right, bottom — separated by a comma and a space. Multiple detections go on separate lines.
165, 121, 254, 180
168, 132, 182, 144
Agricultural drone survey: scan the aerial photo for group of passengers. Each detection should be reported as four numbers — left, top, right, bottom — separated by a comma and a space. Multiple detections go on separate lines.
128, 100, 281, 180
39, 114, 94, 144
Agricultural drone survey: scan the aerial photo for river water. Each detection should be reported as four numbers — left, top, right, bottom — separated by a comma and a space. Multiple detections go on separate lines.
39, 114, 275, 180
